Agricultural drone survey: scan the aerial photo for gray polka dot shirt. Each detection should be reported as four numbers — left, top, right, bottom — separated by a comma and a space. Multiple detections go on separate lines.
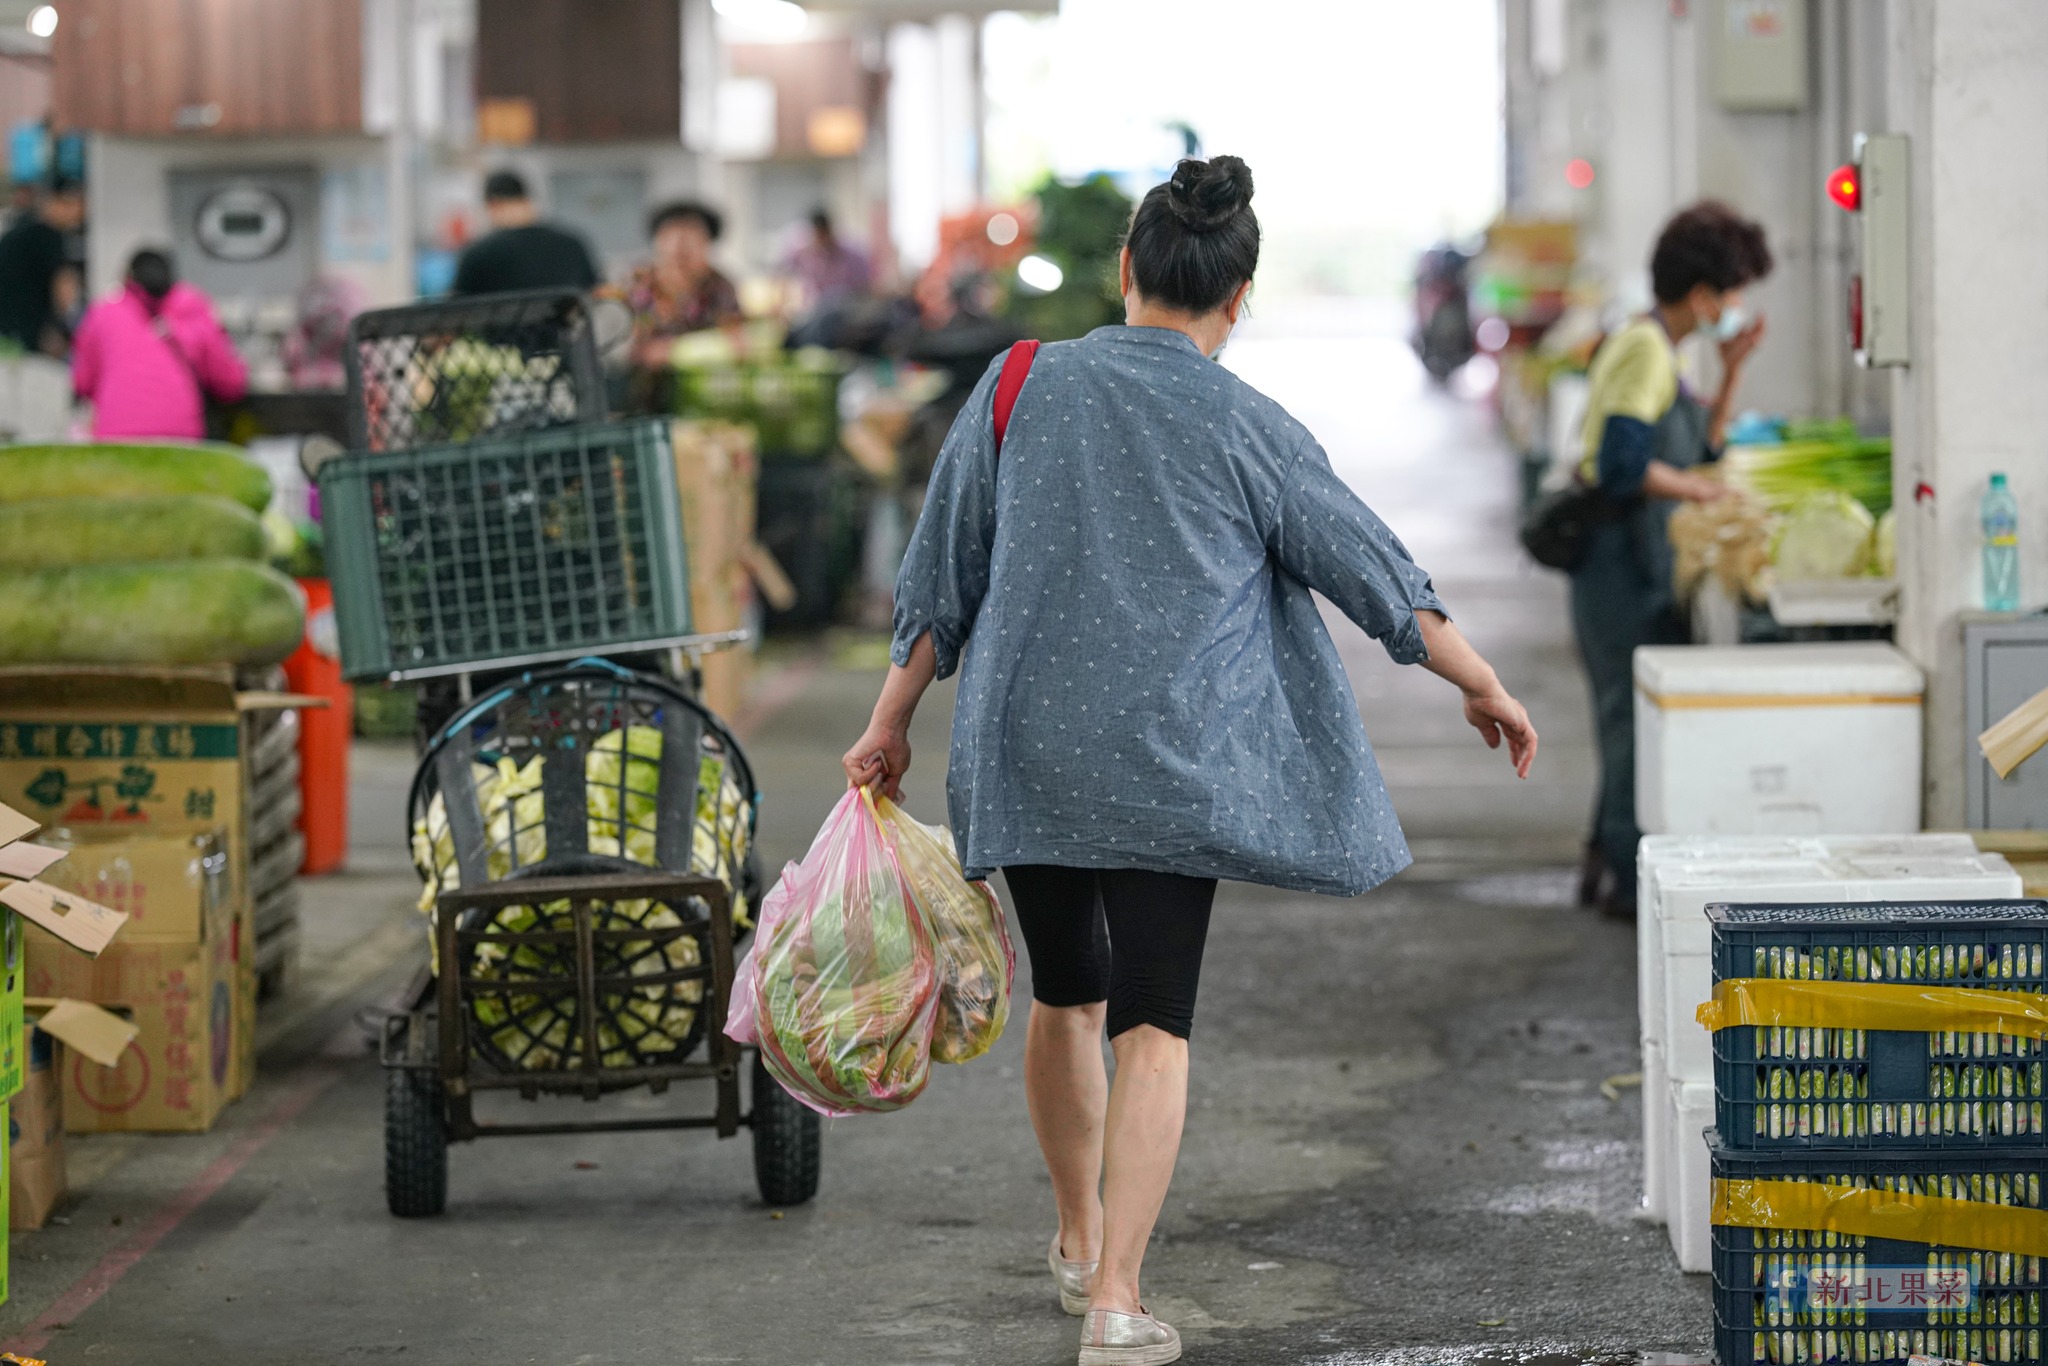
891, 325, 1446, 896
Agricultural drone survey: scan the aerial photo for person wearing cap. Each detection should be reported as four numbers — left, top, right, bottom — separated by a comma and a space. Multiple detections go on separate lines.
451, 170, 601, 297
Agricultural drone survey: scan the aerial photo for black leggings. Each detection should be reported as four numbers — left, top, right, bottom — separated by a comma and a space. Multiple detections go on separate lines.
1001, 865, 1217, 1041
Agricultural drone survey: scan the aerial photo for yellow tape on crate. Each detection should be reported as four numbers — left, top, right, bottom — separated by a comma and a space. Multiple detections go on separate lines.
1697, 979, 2048, 1038
1713, 1178, 2048, 1258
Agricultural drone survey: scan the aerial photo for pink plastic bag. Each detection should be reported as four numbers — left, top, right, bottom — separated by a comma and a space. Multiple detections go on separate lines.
725, 788, 939, 1116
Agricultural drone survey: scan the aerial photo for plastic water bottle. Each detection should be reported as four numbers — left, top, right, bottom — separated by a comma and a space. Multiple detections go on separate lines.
1983, 472, 2021, 612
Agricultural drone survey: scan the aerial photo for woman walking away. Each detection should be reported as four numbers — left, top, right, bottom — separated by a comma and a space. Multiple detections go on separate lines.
72, 248, 246, 440
1570, 202, 1770, 918
842, 155, 1537, 1365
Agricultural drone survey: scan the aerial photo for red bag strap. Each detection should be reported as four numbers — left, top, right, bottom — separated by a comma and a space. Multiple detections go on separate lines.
992, 339, 1039, 455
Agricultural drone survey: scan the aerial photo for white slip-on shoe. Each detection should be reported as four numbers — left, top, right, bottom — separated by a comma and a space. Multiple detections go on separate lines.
1049, 1234, 1097, 1316
1077, 1307, 1182, 1366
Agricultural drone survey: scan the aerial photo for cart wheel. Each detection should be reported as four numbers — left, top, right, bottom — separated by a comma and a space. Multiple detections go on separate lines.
751, 1053, 820, 1207
385, 1068, 448, 1218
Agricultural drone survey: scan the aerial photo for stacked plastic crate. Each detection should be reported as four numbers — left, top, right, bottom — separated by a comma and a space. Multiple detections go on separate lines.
246, 703, 304, 996
1639, 835, 2023, 1271
323, 292, 698, 691
1702, 900, 2048, 1366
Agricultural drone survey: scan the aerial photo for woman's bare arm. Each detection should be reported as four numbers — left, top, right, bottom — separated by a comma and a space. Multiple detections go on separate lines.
1416, 610, 1539, 779
841, 631, 938, 799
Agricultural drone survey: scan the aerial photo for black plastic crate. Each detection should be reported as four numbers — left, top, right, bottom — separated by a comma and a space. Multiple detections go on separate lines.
1711, 1136, 2048, 1365
345, 290, 605, 453
1711, 902, 2048, 1149
321, 419, 691, 681
756, 456, 862, 630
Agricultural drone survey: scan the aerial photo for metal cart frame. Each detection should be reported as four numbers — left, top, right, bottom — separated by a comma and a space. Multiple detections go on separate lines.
378, 663, 817, 1217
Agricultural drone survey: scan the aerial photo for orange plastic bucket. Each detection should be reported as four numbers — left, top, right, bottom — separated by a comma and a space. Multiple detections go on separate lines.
283, 578, 353, 875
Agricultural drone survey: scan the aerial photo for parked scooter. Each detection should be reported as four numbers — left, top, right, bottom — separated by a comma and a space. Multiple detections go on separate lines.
1412, 244, 1476, 383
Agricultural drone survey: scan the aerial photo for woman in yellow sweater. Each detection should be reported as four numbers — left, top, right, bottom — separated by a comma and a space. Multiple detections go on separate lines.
1573, 202, 1771, 917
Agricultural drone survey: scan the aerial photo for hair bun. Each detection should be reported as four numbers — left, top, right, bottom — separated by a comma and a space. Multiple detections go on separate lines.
1165, 156, 1254, 234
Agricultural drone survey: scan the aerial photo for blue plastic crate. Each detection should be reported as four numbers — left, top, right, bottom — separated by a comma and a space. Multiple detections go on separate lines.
1710, 902, 2048, 1150
1711, 1135, 2048, 1366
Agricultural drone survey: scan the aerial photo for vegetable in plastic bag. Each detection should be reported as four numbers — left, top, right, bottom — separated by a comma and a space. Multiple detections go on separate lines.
727, 787, 938, 1116
1770, 490, 1874, 580
875, 796, 1013, 1064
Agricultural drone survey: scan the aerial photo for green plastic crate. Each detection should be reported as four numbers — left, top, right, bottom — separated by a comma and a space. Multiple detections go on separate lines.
0, 911, 20, 1103
320, 419, 692, 682
672, 363, 842, 458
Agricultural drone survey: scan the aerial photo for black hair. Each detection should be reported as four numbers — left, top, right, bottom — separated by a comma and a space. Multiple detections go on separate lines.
482, 170, 529, 203
808, 206, 833, 236
127, 247, 176, 300
1650, 200, 1773, 304
648, 199, 723, 242
1123, 155, 1259, 314
47, 176, 81, 199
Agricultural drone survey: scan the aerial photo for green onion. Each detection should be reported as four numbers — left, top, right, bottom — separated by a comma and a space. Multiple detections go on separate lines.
1723, 436, 1892, 517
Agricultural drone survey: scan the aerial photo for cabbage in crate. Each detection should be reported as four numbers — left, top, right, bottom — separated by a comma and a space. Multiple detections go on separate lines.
409, 725, 755, 1072
464, 895, 709, 1073
413, 725, 753, 920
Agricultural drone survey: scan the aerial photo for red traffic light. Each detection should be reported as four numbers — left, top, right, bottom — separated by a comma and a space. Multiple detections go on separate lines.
1827, 163, 1860, 212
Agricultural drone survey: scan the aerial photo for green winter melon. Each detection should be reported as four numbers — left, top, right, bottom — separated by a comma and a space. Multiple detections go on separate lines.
0, 560, 306, 666
0, 443, 271, 511
0, 495, 266, 569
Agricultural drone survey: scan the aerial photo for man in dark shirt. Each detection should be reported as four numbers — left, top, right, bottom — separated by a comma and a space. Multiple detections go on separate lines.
451, 171, 601, 296
0, 179, 84, 354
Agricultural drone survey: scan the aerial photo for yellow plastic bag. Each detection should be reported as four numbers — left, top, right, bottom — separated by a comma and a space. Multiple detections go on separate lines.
876, 796, 1015, 1064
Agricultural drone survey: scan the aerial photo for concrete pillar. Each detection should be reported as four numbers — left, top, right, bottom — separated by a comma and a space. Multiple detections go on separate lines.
1886, 0, 2048, 826
932, 13, 982, 213
1596, 0, 1677, 315
885, 22, 942, 271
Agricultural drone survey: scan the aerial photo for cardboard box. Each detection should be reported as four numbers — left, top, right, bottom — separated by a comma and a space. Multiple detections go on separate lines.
25, 886, 235, 1134
7, 1001, 138, 1225
36, 829, 227, 944
0, 668, 305, 1103
672, 421, 767, 719
10, 1025, 63, 1229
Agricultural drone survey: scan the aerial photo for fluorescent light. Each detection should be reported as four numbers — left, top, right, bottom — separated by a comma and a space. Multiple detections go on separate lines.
712, 0, 806, 40
26, 6, 57, 38
1016, 254, 1063, 293
985, 212, 1020, 247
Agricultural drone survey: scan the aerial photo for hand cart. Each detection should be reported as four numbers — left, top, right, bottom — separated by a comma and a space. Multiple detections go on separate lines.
381, 660, 819, 1217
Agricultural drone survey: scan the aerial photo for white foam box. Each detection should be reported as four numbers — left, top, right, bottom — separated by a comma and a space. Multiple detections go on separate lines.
1667, 1077, 1715, 1273
1654, 846, 2021, 1086
1635, 833, 1983, 1061
1640, 1038, 1669, 1223
1633, 833, 2006, 1233
1633, 643, 1924, 837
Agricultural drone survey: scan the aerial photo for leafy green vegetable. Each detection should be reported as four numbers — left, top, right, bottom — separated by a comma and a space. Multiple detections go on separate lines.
1772, 491, 1875, 579
1724, 436, 1892, 517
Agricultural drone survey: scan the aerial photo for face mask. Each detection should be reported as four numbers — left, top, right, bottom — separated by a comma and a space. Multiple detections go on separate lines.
1710, 305, 1750, 342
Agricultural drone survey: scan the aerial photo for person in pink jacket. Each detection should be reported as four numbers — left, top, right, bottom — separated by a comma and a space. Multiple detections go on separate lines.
72, 248, 247, 440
